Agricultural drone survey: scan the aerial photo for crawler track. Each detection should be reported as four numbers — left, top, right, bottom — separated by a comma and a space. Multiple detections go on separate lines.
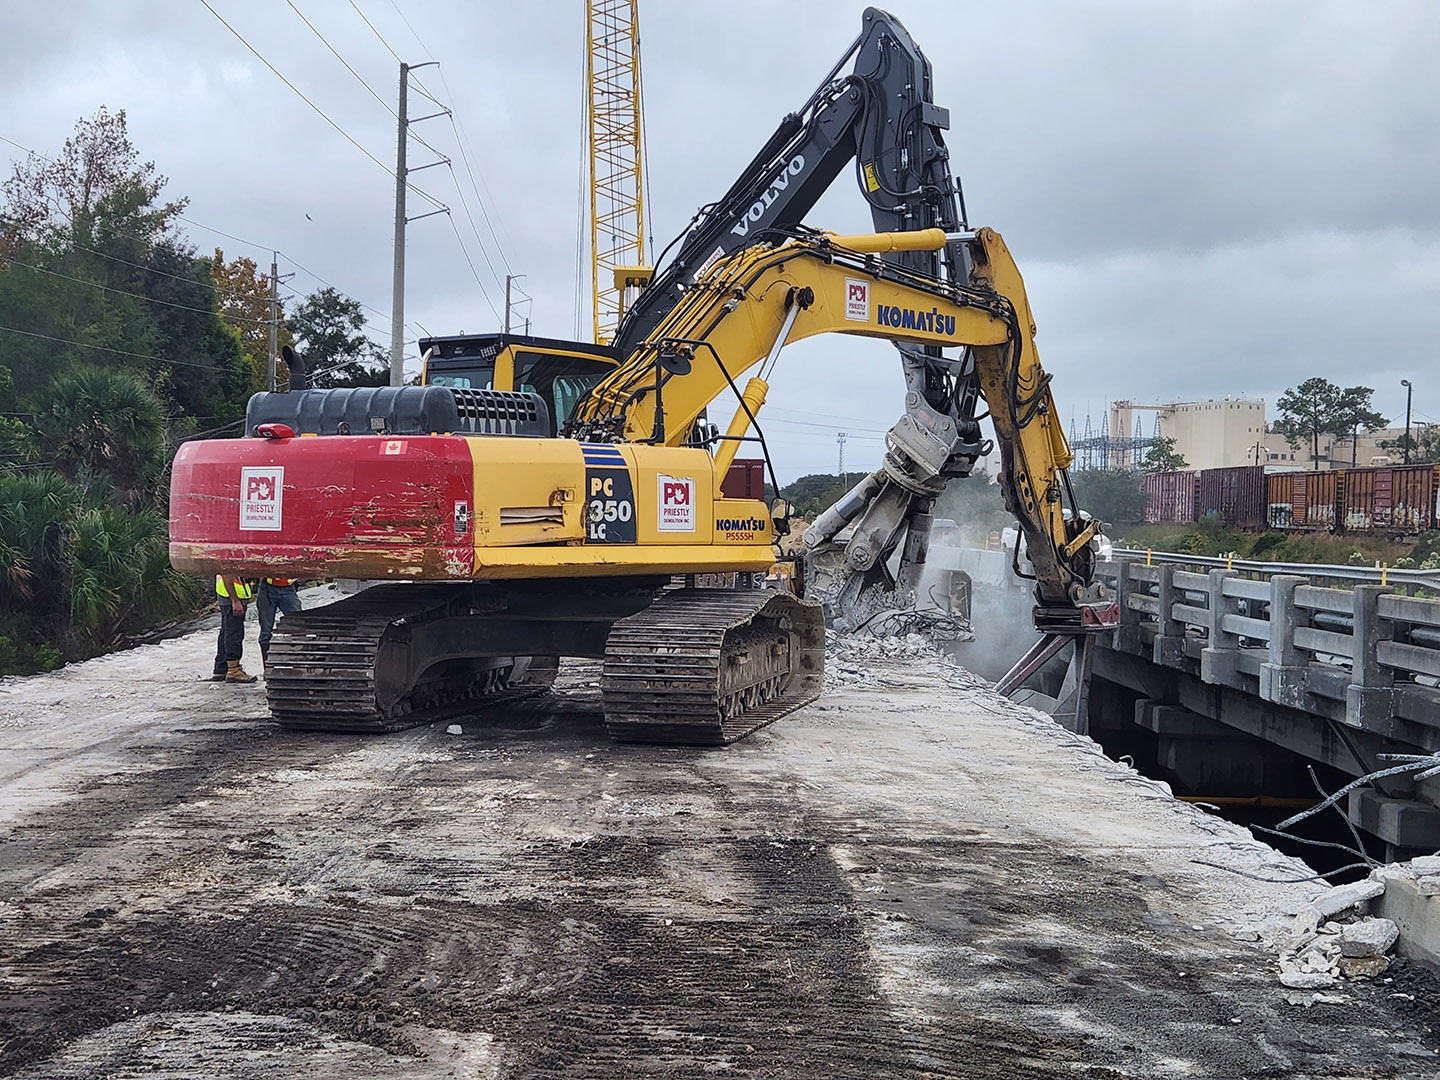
601, 588, 825, 744
266, 584, 551, 733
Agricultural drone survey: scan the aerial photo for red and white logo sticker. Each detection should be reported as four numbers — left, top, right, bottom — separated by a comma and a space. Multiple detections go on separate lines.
657, 474, 695, 532
239, 466, 283, 531
844, 278, 868, 321
383, 440, 406, 455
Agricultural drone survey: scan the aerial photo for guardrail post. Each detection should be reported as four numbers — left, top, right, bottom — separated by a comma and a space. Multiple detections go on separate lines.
1199, 569, 1240, 685
1151, 564, 1185, 667
1113, 560, 1143, 653
1259, 574, 1308, 708
1345, 584, 1397, 734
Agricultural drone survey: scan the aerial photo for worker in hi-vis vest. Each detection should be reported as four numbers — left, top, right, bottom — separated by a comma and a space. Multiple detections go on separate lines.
212, 574, 258, 684
256, 577, 302, 665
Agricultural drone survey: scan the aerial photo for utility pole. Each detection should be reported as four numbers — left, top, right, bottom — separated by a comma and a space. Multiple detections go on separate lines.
390, 63, 409, 387
1402, 379, 1414, 465
836, 431, 848, 486
389, 61, 449, 387
504, 274, 526, 335
267, 252, 279, 392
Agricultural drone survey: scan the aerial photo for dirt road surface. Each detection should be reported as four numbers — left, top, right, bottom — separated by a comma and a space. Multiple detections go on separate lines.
1, 607, 1437, 1078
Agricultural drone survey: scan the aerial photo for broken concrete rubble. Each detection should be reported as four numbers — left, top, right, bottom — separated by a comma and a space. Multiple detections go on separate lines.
1271, 875, 1407, 989
1339, 917, 1399, 958
1279, 971, 1338, 990
1337, 955, 1392, 979
1312, 878, 1384, 918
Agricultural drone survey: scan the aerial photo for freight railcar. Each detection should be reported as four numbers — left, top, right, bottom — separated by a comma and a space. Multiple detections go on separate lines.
1151, 463, 1440, 536
1144, 470, 1197, 524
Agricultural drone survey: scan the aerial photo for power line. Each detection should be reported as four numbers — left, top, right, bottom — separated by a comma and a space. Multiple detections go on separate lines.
197, 0, 444, 211
199, 0, 393, 174
3, 256, 272, 326
284, 0, 398, 119
2, 133, 409, 345
445, 160, 507, 303
388, 0, 433, 58
0, 322, 227, 371
0, 213, 267, 306
446, 215, 502, 325
348, 0, 402, 63
359, 3, 515, 275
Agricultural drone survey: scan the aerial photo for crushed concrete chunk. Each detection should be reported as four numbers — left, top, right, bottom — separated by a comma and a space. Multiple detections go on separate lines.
1338, 955, 1392, 980
1409, 855, 1440, 875
1339, 918, 1398, 958
445, 724, 463, 735
1280, 971, 1338, 990
1313, 879, 1384, 918
1415, 875, 1440, 897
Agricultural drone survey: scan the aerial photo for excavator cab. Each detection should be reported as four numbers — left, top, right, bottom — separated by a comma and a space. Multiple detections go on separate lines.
420, 333, 618, 437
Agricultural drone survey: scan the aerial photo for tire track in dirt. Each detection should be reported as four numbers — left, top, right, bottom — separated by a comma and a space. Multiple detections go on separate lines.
2, 661, 1437, 1077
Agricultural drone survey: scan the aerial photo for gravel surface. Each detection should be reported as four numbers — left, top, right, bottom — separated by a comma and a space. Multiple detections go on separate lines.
0, 611, 1436, 1078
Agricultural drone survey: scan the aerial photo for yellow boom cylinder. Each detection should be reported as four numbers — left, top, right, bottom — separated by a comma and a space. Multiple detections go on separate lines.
713, 376, 769, 495
825, 228, 948, 254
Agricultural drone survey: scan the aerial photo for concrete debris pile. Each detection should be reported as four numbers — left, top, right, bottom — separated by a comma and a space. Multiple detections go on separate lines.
825, 632, 947, 690
1249, 873, 1407, 1004
847, 608, 974, 643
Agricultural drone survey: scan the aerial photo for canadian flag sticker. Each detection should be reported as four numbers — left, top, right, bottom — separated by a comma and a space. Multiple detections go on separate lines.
656, 474, 696, 532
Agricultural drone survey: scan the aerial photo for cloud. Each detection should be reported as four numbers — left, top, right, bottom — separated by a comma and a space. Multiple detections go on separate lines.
3, 0, 1437, 481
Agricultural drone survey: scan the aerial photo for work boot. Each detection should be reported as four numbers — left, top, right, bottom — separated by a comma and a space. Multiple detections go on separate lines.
210, 668, 227, 682
260, 643, 269, 665
226, 660, 258, 684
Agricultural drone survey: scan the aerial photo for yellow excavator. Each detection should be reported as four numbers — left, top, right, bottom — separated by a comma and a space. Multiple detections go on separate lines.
169, 224, 1110, 743
169, 8, 1113, 744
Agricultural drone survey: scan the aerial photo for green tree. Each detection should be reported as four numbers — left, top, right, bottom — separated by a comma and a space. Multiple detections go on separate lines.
1275, 377, 1345, 467
212, 247, 291, 388
288, 286, 386, 388
1141, 435, 1188, 474
32, 367, 166, 506
1068, 468, 1146, 527
1333, 386, 1388, 466
780, 473, 850, 518
1, 106, 185, 250
1381, 425, 1440, 465
1, 108, 251, 422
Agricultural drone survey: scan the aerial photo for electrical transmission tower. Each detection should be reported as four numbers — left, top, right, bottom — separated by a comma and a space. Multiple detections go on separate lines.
585, 0, 649, 345
836, 432, 848, 485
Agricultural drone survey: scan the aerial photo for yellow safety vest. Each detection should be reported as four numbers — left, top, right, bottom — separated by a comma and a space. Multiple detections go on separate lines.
215, 575, 254, 601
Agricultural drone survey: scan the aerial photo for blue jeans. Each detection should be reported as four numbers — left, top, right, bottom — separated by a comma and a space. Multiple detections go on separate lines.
257, 581, 303, 651
214, 601, 247, 673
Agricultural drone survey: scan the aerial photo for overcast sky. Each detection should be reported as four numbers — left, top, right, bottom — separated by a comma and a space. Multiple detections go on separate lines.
4, 1, 1438, 480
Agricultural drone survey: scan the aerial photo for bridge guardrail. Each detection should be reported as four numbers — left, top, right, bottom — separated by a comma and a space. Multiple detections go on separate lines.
1098, 558, 1440, 738
1111, 548, 1440, 593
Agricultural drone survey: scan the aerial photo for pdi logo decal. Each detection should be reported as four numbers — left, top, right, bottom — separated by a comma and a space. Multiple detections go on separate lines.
844, 278, 868, 321
657, 474, 695, 532
240, 467, 284, 531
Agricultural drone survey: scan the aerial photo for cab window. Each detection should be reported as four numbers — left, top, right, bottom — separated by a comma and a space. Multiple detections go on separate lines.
428, 365, 495, 390
513, 351, 613, 435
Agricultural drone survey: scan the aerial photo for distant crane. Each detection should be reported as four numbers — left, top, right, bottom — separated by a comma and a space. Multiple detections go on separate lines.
585, 0, 649, 345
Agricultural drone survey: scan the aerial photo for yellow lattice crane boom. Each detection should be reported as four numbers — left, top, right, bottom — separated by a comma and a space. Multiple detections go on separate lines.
586, 0, 649, 345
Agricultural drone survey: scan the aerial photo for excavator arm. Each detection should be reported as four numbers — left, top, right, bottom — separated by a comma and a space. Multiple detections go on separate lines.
612, 6, 966, 357
569, 227, 1108, 621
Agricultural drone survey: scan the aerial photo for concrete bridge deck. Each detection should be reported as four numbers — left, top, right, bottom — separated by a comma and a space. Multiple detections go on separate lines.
1094, 557, 1440, 860
0, 603, 1436, 1077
